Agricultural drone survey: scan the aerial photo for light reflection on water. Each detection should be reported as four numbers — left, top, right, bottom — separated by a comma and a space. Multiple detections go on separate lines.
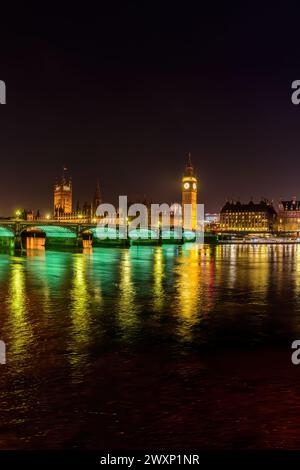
1, 243, 300, 372
6, 260, 32, 362
2, 243, 300, 448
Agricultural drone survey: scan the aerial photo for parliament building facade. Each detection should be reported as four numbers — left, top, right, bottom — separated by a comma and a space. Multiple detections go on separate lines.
220, 200, 277, 232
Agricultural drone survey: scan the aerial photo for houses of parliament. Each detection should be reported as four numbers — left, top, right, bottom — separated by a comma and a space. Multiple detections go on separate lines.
51, 162, 300, 234
52, 158, 199, 229
15, 158, 300, 234
53, 167, 102, 222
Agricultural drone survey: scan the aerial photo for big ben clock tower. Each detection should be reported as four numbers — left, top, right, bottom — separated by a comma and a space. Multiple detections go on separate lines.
182, 153, 198, 230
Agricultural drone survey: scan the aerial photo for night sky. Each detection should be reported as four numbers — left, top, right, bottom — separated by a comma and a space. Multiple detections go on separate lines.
1, 2, 300, 215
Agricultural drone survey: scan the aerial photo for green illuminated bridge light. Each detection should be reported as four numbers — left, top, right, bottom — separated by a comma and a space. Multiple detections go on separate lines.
0, 222, 201, 250
92, 227, 160, 240
128, 228, 158, 240
0, 227, 14, 237
92, 227, 119, 239
32, 226, 77, 238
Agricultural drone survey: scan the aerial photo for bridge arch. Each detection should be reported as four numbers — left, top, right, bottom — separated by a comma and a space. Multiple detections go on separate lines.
161, 228, 182, 240
0, 225, 15, 237
21, 225, 77, 238
183, 230, 196, 242
128, 228, 158, 240
91, 227, 121, 240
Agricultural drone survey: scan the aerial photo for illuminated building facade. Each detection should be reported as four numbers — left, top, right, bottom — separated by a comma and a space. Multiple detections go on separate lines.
220, 200, 277, 232
182, 153, 198, 230
205, 213, 220, 224
278, 197, 300, 231
54, 168, 72, 218
53, 174, 103, 223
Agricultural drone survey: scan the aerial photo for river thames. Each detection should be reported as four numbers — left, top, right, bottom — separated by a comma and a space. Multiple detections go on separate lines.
0, 243, 300, 449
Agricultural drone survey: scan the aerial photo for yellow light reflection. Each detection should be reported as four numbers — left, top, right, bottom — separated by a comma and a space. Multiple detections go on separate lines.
69, 254, 90, 374
153, 247, 164, 312
175, 246, 201, 341
6, 260, 32, 362
117, 249, 138, 334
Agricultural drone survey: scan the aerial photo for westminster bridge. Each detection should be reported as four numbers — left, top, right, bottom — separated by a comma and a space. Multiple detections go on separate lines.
0, 219, 206, 250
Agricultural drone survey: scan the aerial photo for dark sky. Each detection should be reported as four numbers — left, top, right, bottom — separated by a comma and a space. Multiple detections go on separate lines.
1, 2, 300, 215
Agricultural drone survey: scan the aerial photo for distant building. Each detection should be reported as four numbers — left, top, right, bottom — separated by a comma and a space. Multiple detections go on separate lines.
26, 210, 34, 221
169, 203, 182, 228
182, 153, 198, 230
278, 197, 300, 231
205, 213, 220, 224
220, 200, 277, 232
53, 172, 103, 223
54, 167, 72, 218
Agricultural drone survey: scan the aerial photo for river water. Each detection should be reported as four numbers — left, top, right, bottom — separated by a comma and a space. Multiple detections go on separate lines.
0, 243, 300, 449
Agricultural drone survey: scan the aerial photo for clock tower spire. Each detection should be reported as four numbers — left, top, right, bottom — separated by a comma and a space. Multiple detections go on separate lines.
182, 153, 198, 230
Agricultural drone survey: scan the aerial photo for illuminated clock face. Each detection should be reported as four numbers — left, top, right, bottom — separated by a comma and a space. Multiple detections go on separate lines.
184, 182, 190, 190
193, 183, 197, 190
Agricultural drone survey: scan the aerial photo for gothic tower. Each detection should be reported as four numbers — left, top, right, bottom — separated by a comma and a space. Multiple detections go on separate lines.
182, 153, 198, 230
54, 166, 73, 217
92, 179, 102, 216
